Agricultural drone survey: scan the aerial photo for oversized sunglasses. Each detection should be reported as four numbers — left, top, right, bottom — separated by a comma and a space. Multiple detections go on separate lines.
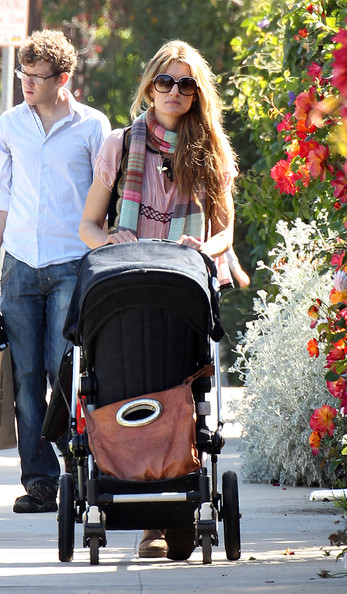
152, 74, 198, 96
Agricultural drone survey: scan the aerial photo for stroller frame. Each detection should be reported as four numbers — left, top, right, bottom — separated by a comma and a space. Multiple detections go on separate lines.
57, 241, 241, 565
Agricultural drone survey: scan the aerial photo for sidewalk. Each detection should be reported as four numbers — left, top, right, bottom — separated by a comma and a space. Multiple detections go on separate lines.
0, 387, 346, 592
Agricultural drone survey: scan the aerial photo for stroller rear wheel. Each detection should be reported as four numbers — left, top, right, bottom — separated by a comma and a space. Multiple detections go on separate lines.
222, 470, 241, 560
58, 473, 75, 562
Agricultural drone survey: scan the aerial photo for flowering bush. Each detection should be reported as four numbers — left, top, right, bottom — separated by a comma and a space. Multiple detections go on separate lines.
306, 256, 347, 483
271, 20, 347, 222
242, 6, 347, 484
230, 219, 334, 485
228, 0, 347, 265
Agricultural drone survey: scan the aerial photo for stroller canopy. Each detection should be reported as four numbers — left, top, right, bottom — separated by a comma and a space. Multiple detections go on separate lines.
63, 241, 223, 347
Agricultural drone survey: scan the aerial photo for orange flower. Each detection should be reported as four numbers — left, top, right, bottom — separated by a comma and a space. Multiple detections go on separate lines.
310, 405, 337, 437
309, 430, 321, 455
330, 287, 347, 304
307, 338, 319, 357
296, 119, 316, 139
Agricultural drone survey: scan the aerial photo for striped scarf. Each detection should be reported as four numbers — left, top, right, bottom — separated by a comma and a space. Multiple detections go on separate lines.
118, 109, 206, 241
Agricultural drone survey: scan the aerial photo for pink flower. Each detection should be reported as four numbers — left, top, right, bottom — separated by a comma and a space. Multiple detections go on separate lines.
294, 88, 317, 126
307, 144, 330, 180
327, 377, 347, 400
307, 62, 323, 83
277, 113, 293, 133
333, 270, 347, 292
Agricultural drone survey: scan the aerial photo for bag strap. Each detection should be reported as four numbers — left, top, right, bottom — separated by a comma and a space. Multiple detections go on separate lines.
107, 126, 132, 229
183, 364, 215, 386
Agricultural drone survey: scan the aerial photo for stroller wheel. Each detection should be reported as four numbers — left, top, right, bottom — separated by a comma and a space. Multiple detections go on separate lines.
222, 471, 241, 560
58, 473, 75, 562
89, 535, 99, 565
202, 533, 212, 564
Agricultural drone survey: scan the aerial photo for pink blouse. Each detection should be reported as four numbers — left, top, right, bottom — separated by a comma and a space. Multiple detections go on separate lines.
95, 128, 237, 241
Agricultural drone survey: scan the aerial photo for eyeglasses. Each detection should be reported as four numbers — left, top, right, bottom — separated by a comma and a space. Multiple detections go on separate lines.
15, 67, 59, 85
152, 74, 198, 96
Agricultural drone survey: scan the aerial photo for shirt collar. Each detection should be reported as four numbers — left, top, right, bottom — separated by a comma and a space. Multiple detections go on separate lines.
23, 87, 85, 120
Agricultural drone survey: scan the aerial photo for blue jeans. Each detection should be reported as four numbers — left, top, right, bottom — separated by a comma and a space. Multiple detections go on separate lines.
1, 253, 80, 491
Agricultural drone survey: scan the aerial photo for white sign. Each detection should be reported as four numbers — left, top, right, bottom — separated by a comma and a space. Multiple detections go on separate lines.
0, 0, 29, 47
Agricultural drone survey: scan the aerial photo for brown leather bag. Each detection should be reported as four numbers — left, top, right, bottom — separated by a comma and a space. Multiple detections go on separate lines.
81, 365, 214, 481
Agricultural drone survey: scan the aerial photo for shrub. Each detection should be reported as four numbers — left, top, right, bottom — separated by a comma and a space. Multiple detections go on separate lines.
230, 219, 335, 485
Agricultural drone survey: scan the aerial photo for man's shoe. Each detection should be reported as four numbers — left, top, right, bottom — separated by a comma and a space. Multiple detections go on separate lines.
166, 527, 196, 560
13, 480, 58, 513
138, 530, 168, 558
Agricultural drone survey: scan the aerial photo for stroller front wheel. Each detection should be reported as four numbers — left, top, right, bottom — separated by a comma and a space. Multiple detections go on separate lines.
201, 533, 212, 564
89, 535, 100, 565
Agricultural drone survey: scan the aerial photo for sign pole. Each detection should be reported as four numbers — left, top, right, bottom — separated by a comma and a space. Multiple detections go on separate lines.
0, 0, 29, 112
1, 47, 15, 114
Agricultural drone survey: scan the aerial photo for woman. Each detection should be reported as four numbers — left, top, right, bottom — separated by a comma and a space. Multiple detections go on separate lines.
79, 40, 238, 558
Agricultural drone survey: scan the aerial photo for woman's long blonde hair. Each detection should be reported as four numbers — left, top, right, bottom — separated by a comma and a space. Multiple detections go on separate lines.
131, 40, 237, 221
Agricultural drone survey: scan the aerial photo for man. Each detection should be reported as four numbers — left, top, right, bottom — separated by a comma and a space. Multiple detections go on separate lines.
0, 30, 111, 513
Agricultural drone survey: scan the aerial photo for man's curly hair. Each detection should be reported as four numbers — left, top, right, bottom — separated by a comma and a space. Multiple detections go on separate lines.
18, 30, 77, 76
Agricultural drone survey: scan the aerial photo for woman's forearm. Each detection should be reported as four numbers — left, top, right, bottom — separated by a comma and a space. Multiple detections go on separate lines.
79, 219, 108, 249
201, 228, 233, 259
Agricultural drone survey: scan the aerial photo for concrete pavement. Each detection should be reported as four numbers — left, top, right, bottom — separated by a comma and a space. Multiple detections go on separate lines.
1, 387, 347, 592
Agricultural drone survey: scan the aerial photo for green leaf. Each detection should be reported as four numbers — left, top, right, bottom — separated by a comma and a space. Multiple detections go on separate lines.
325, 370, 341, 382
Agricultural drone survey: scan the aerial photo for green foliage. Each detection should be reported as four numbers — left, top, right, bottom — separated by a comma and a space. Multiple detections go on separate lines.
43, 0, 240, 127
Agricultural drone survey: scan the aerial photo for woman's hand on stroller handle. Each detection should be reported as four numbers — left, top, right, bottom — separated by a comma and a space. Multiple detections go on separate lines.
104, 229, 138, 245
177, 235, 202, 251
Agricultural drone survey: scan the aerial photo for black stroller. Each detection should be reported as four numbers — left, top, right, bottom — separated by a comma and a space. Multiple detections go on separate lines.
45, 240, 240, 565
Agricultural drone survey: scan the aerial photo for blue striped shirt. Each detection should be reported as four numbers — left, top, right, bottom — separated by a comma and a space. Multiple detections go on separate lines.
0, 89, 111, 267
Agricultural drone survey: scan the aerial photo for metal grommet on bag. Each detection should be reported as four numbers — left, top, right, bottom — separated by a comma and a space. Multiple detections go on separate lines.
116, 398, 163, 427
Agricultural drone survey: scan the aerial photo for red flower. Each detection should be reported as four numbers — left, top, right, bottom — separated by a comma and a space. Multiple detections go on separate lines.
310, 405, 337, 437
307, 338, 319, 358
332, 170, 347, 204
332, 30, 347, 99
270, 160, 299, 195
326, 346, 346, 367
295, 119, 316, 139
297, 139, 319, 159
297, 28, 309, 39
309, 430, 321, 455
307, 144, 330, 180
331, 251, 346, 270
327, 377, 347, 400
277, 113, 293, 133
307, 62, 323, 83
